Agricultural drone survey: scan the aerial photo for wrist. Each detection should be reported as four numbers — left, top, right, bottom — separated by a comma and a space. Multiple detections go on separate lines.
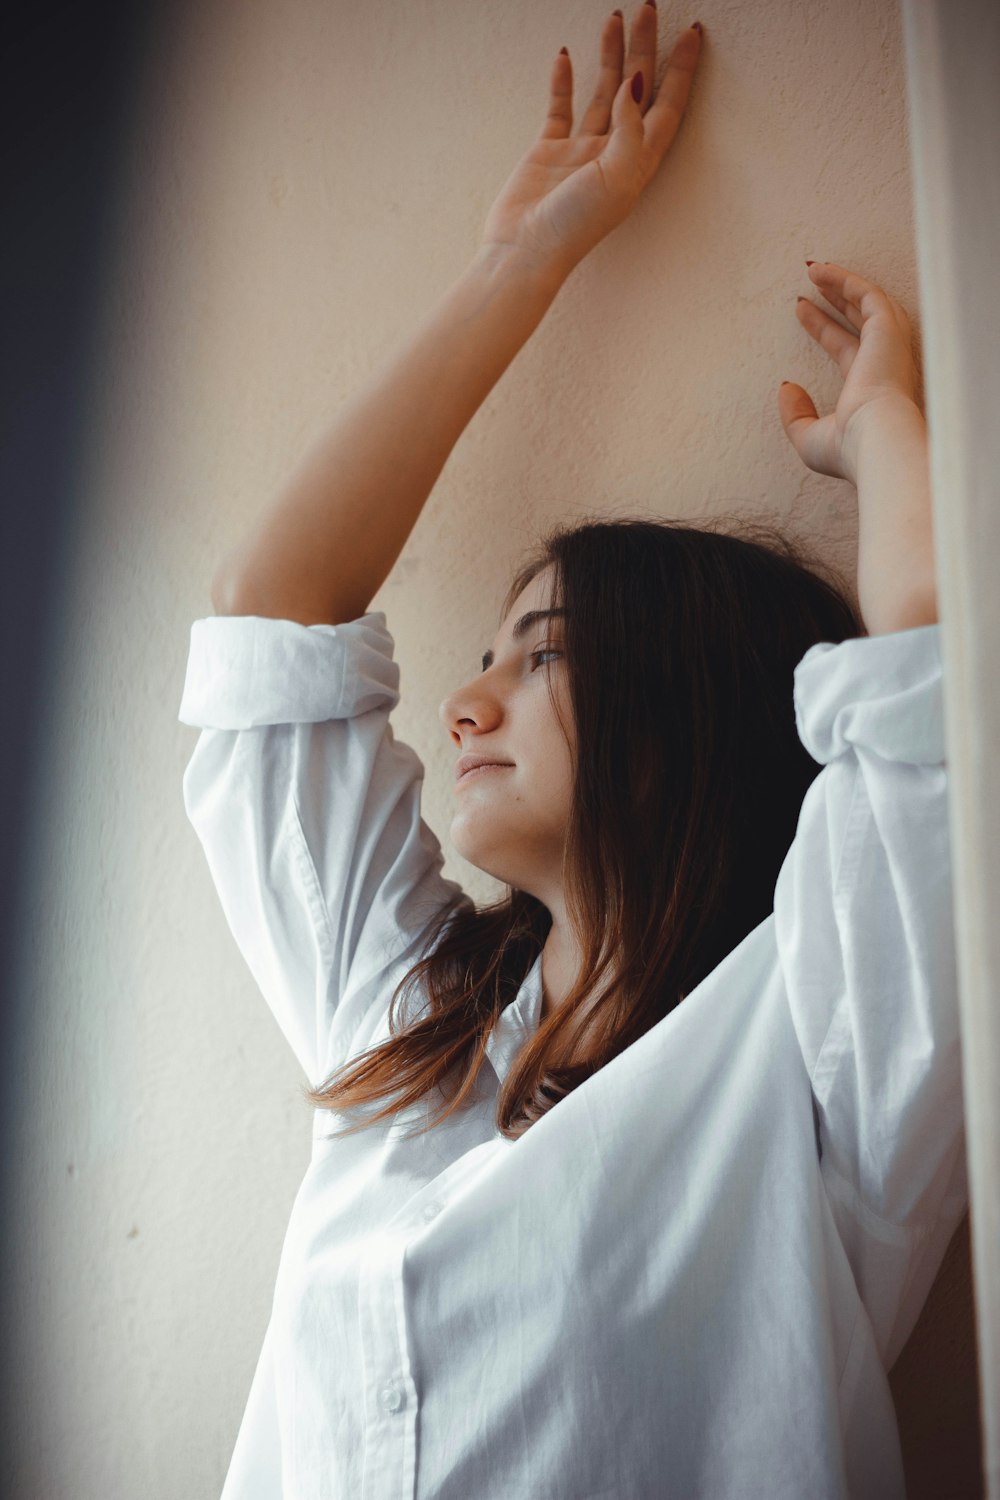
843, 395, 927, 488
849, 397, 937, 634
472, 241, 574, 300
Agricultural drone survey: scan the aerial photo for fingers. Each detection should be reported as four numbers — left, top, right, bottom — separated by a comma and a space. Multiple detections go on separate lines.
780, 264, 917, 483
622, 1, 660, 111
641, 26, 703, 156
574, 12, 627, 138
777, 382, 819, 444
777, 386, 844, 481
806, 261, 909, 336
540, 52, 575, 140
552, 7, 703, 145
805, 263, 865, 329
795, 294, 859, 381
568, 7, 656, 140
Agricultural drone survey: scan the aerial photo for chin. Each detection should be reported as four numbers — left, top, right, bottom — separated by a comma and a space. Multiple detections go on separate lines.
449, 819, 519, 886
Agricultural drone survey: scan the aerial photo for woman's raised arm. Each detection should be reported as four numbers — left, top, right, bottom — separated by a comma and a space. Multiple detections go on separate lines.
213, 6, 703, 625
212, 249, 565, 625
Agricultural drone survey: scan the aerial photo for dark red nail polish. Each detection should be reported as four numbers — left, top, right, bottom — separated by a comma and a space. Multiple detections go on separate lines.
559, 46, 568, 56
631, 71, 644, 103
692, 21, 703, 32
805, 260, 816, 267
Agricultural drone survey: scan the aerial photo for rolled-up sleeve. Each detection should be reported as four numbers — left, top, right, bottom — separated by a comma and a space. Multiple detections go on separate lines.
177, 611, 466, 1088
773, 622, 967, 1367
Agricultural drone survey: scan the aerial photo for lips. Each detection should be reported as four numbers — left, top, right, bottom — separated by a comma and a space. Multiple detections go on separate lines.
455, 754, 515, 782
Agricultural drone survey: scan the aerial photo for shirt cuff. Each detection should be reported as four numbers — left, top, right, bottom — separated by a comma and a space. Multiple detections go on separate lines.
177, 611, 399, 729
793, 622, 944, 766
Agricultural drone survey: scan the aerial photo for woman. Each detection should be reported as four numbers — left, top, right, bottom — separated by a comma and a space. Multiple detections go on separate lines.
178, 8, 962, 1498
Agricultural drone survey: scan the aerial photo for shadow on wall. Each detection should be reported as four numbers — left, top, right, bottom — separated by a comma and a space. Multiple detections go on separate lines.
889, 1212, 984, 1498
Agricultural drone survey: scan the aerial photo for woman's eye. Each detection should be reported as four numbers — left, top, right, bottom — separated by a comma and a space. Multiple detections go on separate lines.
530, 648, 562, 669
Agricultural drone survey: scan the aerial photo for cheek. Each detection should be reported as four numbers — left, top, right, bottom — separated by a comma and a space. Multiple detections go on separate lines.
552, 689, 577, 772
530, 693, 571, 754
541, 714, 576, 801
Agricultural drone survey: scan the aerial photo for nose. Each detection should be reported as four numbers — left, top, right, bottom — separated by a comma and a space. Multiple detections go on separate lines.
438, 678, 502, 747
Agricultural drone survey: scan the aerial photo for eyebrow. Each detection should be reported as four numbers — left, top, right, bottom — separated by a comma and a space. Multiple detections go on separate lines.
481, 609, 567, 672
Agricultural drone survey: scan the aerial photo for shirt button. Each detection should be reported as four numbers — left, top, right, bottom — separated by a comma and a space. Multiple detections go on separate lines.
422, 1201, 442, 1222
379, 1383, 404, 1413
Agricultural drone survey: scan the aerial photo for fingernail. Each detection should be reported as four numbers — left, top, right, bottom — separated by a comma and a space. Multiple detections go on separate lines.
612, 9, 623, 17
559, 46, 568, 55
692, 21, 703, 33
644, 1, 657, 9
631, 70, 644, 103
805, 260, 817, 267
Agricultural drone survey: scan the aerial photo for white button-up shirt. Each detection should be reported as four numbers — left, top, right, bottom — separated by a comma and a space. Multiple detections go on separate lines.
177, 610, 965, 1500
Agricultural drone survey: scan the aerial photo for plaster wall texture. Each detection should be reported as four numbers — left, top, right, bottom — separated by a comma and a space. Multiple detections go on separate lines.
5, 1, 979, 1496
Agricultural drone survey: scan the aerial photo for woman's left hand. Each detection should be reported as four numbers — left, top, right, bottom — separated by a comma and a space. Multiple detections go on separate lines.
479, 10, 703, 282
778, 262, 924, 487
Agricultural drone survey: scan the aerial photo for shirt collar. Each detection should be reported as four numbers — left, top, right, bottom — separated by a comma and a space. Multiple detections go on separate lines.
483, 949, 544, 1086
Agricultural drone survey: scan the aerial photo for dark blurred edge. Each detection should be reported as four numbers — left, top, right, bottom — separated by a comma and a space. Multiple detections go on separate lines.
0, 0, 174, 1471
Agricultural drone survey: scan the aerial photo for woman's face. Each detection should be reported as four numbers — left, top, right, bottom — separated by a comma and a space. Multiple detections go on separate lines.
438, 564, 575, 902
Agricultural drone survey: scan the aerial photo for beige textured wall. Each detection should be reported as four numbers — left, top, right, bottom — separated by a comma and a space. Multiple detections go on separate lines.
5, 0, 979, 1494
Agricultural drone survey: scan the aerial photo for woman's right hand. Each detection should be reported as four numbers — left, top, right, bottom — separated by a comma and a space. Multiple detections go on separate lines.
480, 6, 703, 281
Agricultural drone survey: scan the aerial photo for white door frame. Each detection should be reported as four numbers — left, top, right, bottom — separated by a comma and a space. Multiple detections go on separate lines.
900, 0, 1000, 1490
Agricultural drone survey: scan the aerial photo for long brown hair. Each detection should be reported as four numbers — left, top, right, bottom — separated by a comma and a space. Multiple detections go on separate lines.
302, 513, 866, 1142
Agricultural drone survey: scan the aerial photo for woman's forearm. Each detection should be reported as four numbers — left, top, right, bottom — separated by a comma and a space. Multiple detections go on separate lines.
850, 399, 940, 635
212, 247, 567, 624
